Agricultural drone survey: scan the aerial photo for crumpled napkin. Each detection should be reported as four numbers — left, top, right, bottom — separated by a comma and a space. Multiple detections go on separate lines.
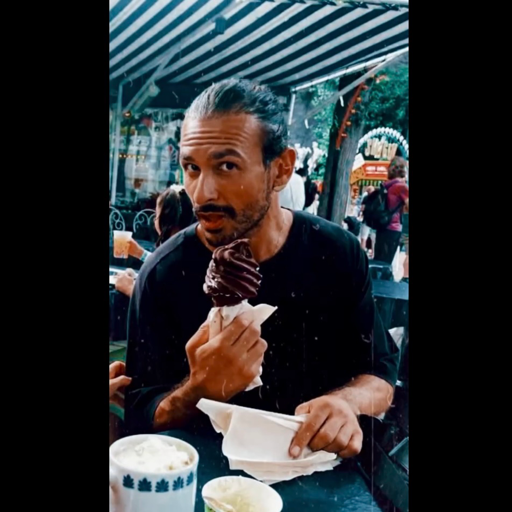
197, 399, 340, 484
207, 301, 276, 391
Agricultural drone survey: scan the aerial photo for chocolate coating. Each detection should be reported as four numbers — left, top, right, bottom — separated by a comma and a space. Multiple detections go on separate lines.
204, 239, 262, 307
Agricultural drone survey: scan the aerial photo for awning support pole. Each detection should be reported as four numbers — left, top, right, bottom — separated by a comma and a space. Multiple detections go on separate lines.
111, 80, 123, 204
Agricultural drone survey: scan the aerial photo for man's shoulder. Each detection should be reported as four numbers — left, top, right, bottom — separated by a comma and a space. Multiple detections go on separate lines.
137, 225, 195, 283
293, 211, 360, 253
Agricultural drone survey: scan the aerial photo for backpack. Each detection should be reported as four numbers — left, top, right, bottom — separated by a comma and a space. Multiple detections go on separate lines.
363, 182, 404, 230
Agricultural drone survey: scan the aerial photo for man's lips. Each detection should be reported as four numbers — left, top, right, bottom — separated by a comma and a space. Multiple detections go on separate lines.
197, 213, 226, 231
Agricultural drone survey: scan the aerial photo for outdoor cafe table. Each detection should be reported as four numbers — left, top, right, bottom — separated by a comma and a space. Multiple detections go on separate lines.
372, 279, 409, 331
160, 427, 382, 511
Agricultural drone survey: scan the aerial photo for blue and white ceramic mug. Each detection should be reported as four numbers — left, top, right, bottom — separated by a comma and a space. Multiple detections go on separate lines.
110, 434, 199, 512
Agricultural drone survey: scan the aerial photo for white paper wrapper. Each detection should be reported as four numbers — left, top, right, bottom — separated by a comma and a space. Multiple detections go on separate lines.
197, 399, 340, 484
207, 301, 277, 391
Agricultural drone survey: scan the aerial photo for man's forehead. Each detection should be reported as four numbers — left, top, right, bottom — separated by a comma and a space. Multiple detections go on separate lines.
182, 113, 262, 139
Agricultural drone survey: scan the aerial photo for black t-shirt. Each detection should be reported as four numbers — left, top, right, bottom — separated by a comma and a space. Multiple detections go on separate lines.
125, 211, 399, 434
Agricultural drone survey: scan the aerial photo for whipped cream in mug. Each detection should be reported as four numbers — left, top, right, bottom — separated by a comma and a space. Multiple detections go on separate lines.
116, 437, 192, 473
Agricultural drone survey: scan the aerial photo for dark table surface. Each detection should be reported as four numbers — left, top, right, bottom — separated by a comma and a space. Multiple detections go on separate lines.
161, 429, 382, 511
372, 279, 409, 301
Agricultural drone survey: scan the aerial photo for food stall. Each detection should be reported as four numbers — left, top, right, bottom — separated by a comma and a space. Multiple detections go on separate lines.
350, 127, 409, 200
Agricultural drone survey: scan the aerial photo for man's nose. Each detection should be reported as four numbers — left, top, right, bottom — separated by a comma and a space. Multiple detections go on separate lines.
192, 170, 219, 206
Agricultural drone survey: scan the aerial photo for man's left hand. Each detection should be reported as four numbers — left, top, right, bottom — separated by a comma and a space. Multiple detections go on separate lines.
289, 395, 363, 459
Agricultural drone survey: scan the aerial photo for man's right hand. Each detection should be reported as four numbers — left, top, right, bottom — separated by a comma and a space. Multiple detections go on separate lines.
185, 311, 267, 402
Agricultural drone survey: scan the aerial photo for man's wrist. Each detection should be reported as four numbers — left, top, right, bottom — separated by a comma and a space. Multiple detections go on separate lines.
154, 379, 203, 430
330, 388, 362, 417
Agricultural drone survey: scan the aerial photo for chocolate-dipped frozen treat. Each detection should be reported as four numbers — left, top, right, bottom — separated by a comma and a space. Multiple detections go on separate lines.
204, 239, 262, 307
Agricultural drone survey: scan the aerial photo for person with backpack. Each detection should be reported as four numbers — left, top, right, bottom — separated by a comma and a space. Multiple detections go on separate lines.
363, 157, 409, 265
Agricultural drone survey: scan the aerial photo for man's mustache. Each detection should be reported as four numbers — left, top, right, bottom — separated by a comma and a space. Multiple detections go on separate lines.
194, 203, 236, 218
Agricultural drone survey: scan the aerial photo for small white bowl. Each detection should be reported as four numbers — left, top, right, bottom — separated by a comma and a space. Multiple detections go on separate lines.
202, 476, 282, 512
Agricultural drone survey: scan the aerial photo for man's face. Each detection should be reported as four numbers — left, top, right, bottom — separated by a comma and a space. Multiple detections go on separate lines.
388, 158, 408, 179
180, 114, 274, 247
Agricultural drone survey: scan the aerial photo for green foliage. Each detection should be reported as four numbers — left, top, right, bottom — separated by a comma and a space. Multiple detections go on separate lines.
306, 65, 409, 179
364, 65, 409, 137
310, 79, 338, 179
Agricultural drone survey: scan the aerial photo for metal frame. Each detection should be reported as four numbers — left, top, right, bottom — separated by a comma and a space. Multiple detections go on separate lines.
292, 47, 408, 93
109, 207, 126, 233
133, 209, 156, 234
304, 47, 408, 120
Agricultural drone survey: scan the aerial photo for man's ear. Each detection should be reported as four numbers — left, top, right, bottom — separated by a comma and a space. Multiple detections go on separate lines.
272, 147, 296, 192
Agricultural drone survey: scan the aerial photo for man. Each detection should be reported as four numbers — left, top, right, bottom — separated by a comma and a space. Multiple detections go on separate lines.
279, 169, 305, 210
126, 79, 399, 462
374, 158, 409, 264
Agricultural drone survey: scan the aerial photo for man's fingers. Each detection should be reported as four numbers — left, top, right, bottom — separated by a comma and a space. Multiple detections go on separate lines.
186, 322, 210, 352
215, 311, 255, 346
109, 361, 126, 379
232, 321, 261, 352
323, 423, 353, 454
295, 401, 311, 416
337, 428, 363, 458
309, 417, 344, 452
247, 337, 267, 358
289, 409, 329, 458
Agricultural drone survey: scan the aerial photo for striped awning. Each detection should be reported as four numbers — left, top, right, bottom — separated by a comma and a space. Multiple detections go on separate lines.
109, 0, 408, 90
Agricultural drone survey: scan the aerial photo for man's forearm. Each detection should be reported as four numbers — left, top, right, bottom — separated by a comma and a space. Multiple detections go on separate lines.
329, 374, 394, 417
153, 378, 202, 431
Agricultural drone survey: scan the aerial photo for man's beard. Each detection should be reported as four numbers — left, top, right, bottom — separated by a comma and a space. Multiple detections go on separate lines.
204, 176, 273, 248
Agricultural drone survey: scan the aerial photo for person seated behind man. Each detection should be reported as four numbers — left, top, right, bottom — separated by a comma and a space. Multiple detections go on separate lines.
125, 79, 399, 461
109, 362, 132, 445
115, 187, 194, 297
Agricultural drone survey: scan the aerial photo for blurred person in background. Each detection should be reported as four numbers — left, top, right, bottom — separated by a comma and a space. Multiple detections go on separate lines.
115, 187, 194, 297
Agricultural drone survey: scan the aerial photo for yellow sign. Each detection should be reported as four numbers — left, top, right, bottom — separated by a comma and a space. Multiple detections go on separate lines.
364, 137, 398, 161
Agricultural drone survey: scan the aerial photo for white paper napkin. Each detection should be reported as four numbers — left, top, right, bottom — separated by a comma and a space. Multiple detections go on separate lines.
197, 399, 340, 484
207, 302, 277, 391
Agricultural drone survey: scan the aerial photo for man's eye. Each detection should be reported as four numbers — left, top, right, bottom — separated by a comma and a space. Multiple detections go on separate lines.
184, 163, 200, 172
219, 162, 237, 171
